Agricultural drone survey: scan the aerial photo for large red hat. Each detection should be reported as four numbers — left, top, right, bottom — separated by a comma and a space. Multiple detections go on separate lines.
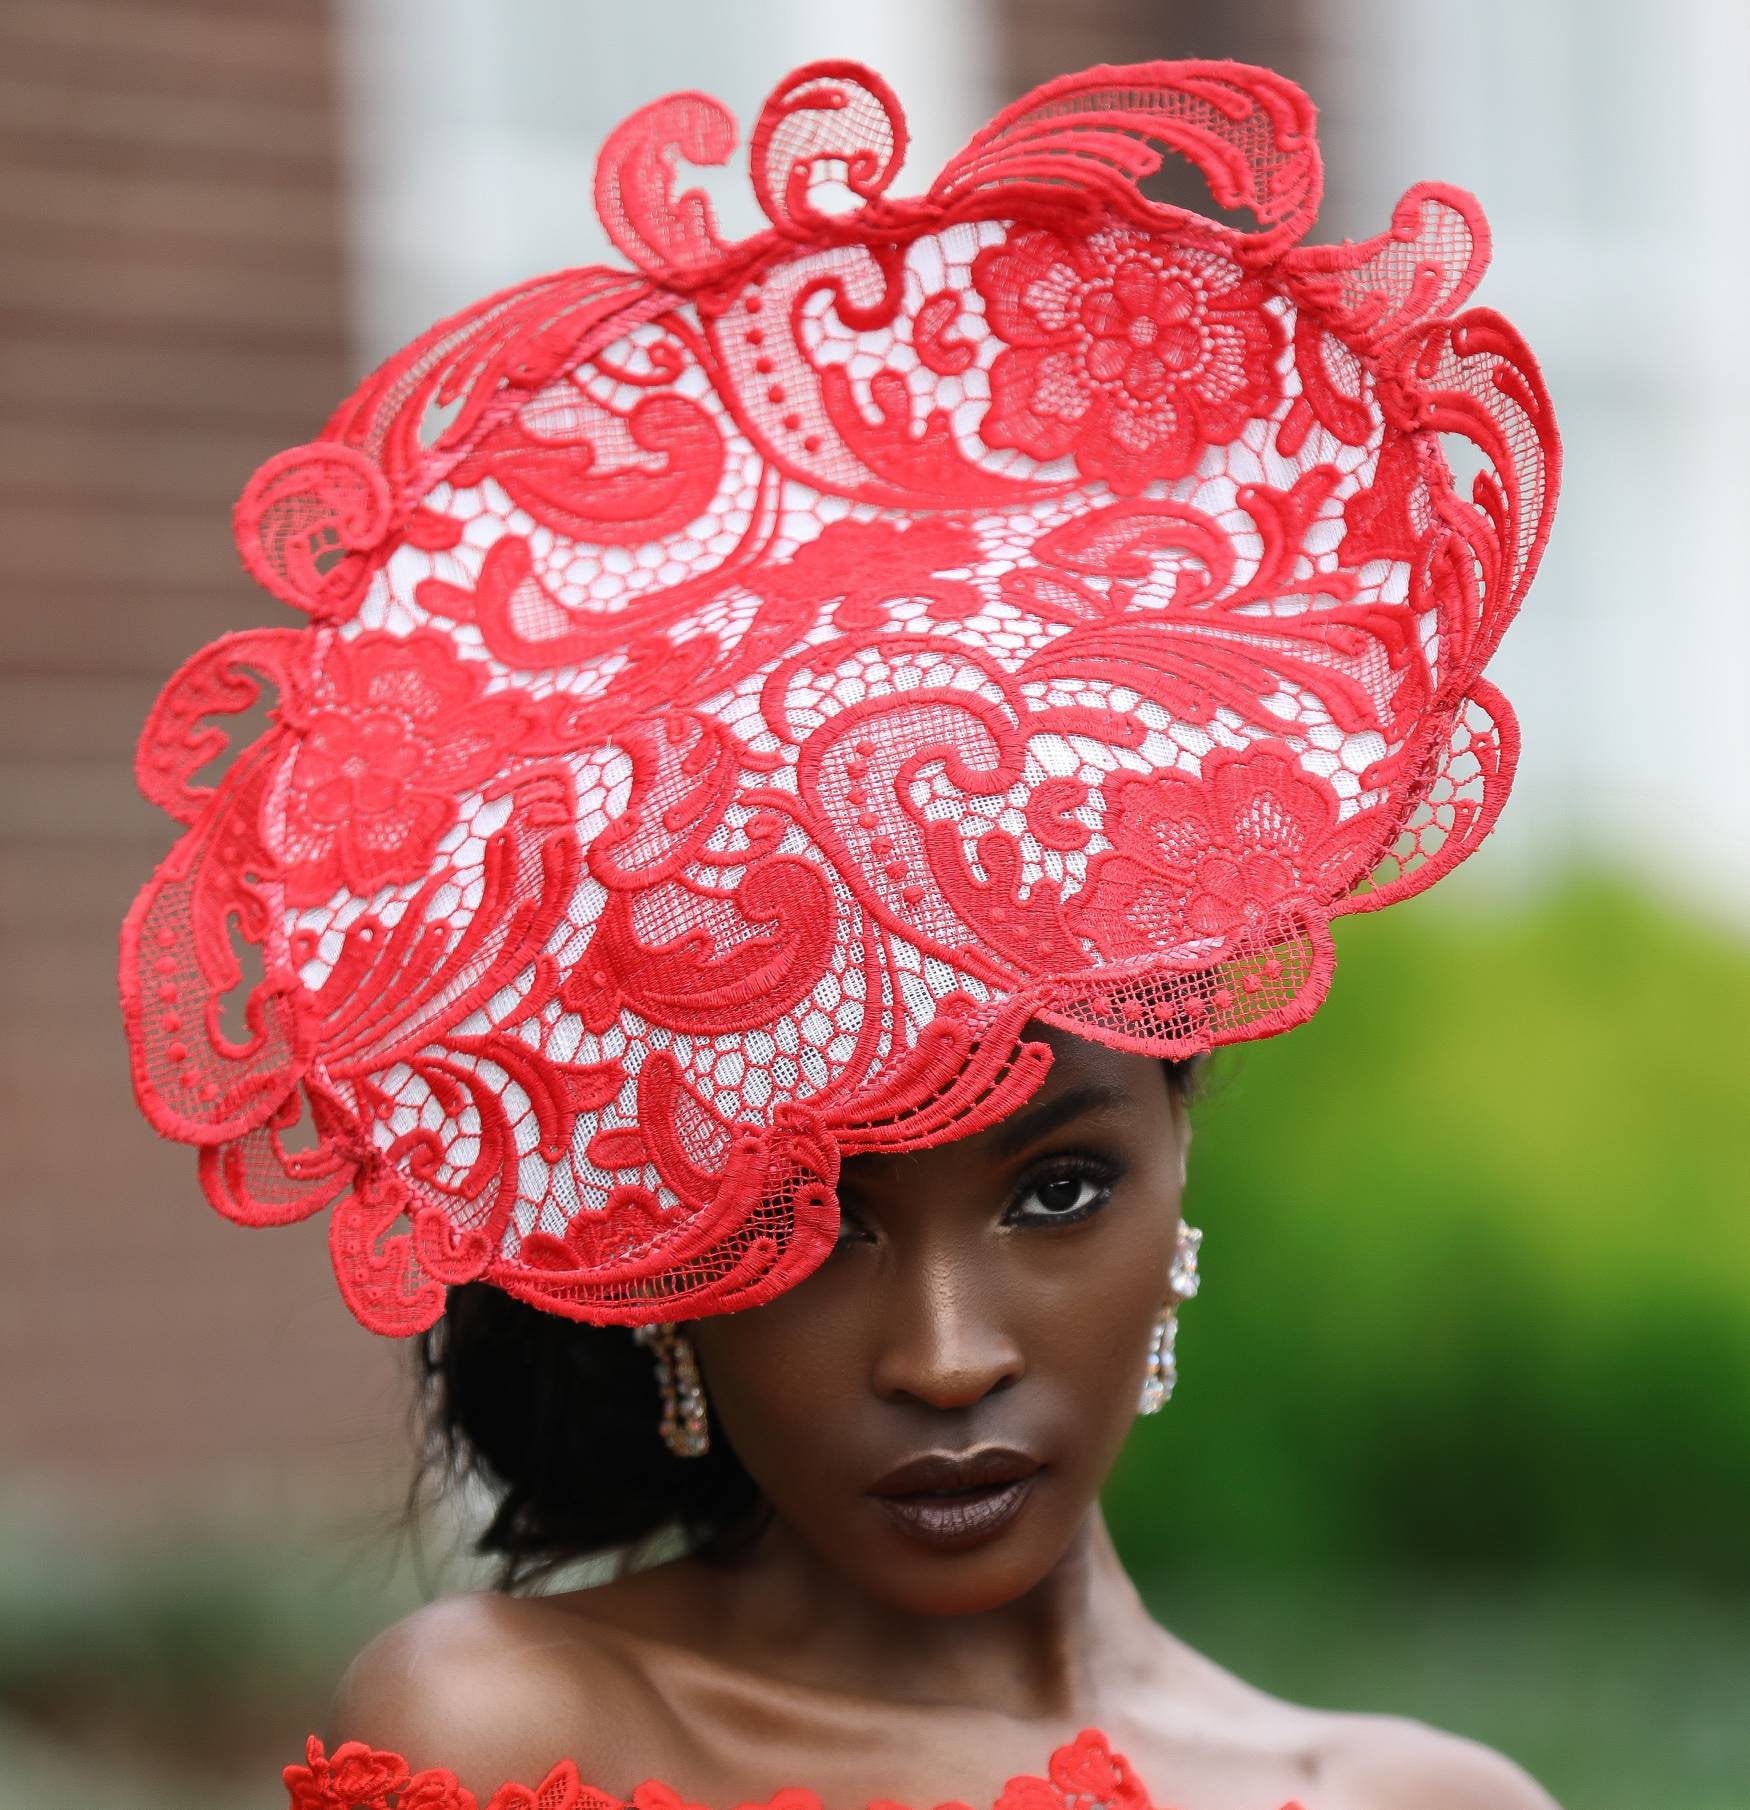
121, 59, 1560, 1335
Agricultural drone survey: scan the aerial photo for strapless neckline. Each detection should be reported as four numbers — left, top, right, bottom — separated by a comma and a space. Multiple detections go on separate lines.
284, 1724, 1310, 1810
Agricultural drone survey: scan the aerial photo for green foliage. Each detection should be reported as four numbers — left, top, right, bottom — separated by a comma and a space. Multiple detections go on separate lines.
0, 1525, 416, 1792
1140, 1564, 1750, 1810
1105, 870, 1750, 1581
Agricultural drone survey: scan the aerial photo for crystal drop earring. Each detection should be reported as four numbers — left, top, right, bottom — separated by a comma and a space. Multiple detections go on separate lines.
633, 1321, 710, 1458
1138, 1221, 1202, 1416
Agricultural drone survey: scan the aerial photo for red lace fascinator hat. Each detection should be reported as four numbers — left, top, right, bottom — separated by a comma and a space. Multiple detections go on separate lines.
121, 59, 1560, 1336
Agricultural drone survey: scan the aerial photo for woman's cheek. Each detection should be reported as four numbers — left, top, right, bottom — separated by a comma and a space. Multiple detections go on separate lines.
693, 1315, 855, 1471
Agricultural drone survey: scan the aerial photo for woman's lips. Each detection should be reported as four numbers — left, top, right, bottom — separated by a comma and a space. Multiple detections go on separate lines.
866, 1447, 1043, 1551
871, 1474, 1038, 1549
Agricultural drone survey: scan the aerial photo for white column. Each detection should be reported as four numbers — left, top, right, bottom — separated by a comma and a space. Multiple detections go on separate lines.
1310, 0, 1750, 920
335, 0, 999, 363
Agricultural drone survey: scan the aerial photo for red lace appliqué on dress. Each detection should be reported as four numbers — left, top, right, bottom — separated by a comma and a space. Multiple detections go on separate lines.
121, 59, 1560, 1334
283, 1727, 1308, 1810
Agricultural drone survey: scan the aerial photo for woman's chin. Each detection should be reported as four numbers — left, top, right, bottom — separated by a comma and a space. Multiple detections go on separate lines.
844, 1511, 1072, 1617
860, 1556, 1050, 1619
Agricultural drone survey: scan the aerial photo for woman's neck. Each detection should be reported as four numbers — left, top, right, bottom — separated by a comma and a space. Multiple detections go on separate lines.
683, 1505, 1162, 1722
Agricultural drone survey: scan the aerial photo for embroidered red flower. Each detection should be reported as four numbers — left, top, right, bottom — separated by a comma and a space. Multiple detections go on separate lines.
1075, 741, 1384, 958
973, 225, 1283, 493
282, 630, 537, 905
993, 1730, 1151, 1810
401, 1774, 482, 1810
630, 1779, 710, 1810
1045, 1730, 1151, 1810
486, 1759, 624, 1810
285, 1736, 415, 1809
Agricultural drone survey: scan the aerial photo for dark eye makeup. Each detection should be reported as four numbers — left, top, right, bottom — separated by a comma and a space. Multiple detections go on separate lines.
830, 1150, 1124, 1250
1001, 1152, 1123, 1228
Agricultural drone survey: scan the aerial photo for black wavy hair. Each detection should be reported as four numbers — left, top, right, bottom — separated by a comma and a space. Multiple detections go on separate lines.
416, 1056, 1202, 1587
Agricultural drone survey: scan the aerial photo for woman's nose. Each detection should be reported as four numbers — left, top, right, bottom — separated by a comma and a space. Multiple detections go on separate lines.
868, 1265, 1024, 1410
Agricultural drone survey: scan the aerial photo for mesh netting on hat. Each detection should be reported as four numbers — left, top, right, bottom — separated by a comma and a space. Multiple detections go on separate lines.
121, 59, 1559, 1334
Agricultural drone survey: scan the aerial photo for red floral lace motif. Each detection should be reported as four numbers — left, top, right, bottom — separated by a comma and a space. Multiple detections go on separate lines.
280, 631, 554, 906
121, 59, 1560, 1335
975, 225, 1284, 493
1075, 743, 1388, 961
283, 1727, 1308, 1810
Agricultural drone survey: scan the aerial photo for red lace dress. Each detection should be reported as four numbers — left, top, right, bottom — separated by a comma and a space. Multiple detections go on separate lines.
284, 1727, 1307, 1810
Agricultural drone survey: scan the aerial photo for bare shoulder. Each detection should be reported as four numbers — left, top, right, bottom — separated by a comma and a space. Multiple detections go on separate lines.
329, 1591, 681, 1799
1314, 1709, 1564, 1810
1129, 1624, 1559, 1809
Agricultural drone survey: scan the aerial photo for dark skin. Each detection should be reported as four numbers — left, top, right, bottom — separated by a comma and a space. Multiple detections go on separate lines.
336, 1027, 1561, 1810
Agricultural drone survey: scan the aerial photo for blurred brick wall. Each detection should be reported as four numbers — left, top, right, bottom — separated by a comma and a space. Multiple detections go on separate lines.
0, 0, 404, 1506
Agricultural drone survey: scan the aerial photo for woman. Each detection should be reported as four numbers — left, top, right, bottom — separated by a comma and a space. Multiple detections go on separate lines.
122, 57, 1561, 1810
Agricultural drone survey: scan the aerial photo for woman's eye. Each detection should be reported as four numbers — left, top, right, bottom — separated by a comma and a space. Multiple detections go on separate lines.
833, 1207, 875, 1249
1006, 1169, 1114, 1225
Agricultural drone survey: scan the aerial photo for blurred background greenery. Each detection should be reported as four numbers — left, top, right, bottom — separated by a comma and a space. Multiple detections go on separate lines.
1113, 871, 1750, 1588
1106, 871, 1750, 1810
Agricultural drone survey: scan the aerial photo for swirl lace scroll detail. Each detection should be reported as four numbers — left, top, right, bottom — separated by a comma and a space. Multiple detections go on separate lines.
122, 57, 1559, 1334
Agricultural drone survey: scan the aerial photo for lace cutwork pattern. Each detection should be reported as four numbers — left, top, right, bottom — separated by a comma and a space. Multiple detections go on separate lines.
121, 60, 1560, 1334
283, 1725, 1309, 1810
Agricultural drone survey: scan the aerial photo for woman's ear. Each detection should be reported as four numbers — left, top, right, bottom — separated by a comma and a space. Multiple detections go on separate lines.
1172, 1090, 1193, 1187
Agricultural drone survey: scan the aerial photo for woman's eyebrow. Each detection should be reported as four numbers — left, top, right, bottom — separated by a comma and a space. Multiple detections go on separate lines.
990, 1083, 1127, 1160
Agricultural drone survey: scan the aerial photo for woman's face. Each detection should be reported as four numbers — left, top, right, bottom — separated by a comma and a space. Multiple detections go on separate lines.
688, 1027, 1189, 1617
